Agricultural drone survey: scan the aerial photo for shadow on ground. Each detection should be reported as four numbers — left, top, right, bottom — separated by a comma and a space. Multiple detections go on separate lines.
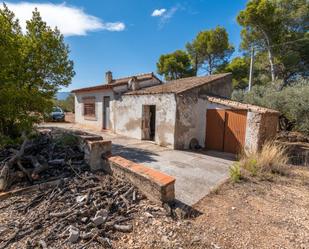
112, 143, 160, 164
169, 199, 203, 219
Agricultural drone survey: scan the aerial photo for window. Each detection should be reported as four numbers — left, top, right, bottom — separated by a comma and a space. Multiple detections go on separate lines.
83, 97, 96, 117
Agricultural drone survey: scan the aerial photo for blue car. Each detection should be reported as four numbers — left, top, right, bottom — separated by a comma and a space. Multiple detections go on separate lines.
50, 107, 65, 121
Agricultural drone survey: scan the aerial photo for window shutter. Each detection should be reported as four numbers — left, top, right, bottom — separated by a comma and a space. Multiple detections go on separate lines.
83, 97, 96, 117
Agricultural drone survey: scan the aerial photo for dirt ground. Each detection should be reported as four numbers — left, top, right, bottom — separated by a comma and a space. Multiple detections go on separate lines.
1, 166, 308, 249
115, 166, 309, 249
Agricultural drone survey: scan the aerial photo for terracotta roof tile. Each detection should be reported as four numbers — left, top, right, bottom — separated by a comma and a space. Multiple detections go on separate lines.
207, 96, 280, 114
72, 72, 160, 93
125, 73, 231, 95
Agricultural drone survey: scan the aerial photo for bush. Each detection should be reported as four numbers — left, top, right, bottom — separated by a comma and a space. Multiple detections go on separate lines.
0, 6, 74, 140
54, 133, 79, 147
232, 78, 309, 134
238, 141, 288, 177
229, 163, 242, 182
54, 94, 75, 113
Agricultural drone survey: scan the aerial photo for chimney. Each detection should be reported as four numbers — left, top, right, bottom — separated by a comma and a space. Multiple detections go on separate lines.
105, 71, 113, 84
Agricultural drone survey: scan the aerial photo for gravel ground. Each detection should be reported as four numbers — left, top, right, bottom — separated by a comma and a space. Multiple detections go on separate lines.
115, 166, 309, 249
1, 166, 308, 249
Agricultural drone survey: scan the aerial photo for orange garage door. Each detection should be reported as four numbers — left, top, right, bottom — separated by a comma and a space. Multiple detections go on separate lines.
205, 109, 247, 154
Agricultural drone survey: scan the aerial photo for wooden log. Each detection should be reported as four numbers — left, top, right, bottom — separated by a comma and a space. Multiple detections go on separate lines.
0, 136, 28, 191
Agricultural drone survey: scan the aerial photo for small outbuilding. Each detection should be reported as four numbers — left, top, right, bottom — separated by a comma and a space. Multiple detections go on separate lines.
72, 72, 279, 154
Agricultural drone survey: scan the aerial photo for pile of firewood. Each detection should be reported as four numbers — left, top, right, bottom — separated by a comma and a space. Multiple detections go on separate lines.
0, 130, 86, 191
0, 172, 143, 248
0, 130, 146, 248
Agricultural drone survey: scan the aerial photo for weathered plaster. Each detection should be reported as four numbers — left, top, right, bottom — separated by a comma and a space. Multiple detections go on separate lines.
245, 112, 279, 152
74, 90, 114, 130
195, 74, 233, 98
111, 94, 177, 148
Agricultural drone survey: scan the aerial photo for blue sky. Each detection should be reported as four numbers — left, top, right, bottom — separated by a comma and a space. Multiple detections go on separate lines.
3, 0, 248, 91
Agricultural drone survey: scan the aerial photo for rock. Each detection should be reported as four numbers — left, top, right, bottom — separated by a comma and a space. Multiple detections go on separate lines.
192, 235, 201, 243
68, 226, 79, 243
144, 212, 153, 218
92, 216, 105, 226
76, 194, 87, 203
231, 206, 236, 210
96, 209, 108, 218
163, 203, 172, 216
92, 209, 108, 226
211, 242, 221, 249
38, 240, 47, 248
162, 235, 169, 243
81, 217, 88, 223
174, 207, 185, 220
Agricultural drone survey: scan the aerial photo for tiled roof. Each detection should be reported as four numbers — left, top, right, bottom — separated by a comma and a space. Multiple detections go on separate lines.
125, 73, 232, 95
207, 96, 280, 114
72, 72, 159, 93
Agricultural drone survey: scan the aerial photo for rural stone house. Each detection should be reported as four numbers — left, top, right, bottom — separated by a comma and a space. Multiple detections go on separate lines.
72, 72, 161, 130
72, 72, 279, 154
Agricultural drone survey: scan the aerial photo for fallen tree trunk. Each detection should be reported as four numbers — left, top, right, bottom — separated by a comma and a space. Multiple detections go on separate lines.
0, 137, 28, 191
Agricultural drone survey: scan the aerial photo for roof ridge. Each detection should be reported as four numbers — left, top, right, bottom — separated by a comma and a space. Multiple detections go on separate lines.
71, 72, 157, 93
113, 72, 154, 81
207, 96, 279, 114
165, 73, 231, 83
125, 73, 232, 95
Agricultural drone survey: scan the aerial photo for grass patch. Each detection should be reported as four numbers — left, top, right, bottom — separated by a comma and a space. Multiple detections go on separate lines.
229, 163, 242, 183
238, 141, 289, 178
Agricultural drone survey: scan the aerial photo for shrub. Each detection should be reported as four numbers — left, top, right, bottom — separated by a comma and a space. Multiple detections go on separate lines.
0, 6, 74, 140
229, 163, 242, 182
239, 141, 288, 177
232, 78, 309, 135
55, 133, 79, 147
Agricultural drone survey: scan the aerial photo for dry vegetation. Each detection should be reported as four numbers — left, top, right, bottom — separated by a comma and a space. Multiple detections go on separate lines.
231, 141, 289, 182
115, 166, 309, 249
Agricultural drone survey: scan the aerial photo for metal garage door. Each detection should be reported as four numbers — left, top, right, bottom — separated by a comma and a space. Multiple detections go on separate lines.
205, 109, 247, 154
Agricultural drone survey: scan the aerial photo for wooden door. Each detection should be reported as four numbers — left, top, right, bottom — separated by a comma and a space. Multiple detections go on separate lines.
103, 96, 110, 129
223, 110, 247, 154
205, 109, 225, 151
205, 109, 247, 154
141, 105, 151, 140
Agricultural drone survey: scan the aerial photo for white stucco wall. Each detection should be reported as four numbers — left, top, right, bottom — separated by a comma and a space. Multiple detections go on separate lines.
74, 90, 114, 130
111, 94, 177, 148
175, 94, 232, 149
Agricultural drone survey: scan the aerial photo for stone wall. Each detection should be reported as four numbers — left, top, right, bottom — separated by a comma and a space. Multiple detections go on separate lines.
107, 156, 175, 204
196, 74, 233, 98
111, 94, 177, 148
174, 92, 207, 149
245, 112, 279, 152
174, 96, 233, 150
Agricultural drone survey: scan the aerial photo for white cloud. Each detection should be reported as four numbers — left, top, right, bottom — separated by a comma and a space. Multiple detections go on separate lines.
151, 8, 166, 17
160, 7, 178, 25
3, 2, 125, 36
151, 6, 180, 28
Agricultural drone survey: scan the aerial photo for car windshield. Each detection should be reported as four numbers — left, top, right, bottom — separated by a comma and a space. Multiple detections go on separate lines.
52, 107, 62, 113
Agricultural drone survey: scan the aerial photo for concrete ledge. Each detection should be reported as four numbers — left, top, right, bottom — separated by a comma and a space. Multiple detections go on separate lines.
107, 155, 175, 204
84, 140, 112, 171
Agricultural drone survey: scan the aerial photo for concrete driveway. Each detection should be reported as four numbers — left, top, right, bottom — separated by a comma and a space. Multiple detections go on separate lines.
40, 123, 235, 205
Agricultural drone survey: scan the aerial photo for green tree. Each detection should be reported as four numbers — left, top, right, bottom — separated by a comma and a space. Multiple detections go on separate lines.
237, 0, 309, 83
0, 5, 74, 138
186, 26, 234, 75
157, 50, 194, 80
232, 78, 309, 134
216, 57, 250, 89
54, 94, 75, 113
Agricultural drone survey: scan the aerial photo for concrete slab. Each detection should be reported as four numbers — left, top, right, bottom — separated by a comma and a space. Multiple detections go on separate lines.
40, 123, 235, 205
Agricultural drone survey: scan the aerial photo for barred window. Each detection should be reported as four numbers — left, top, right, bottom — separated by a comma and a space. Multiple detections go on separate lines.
83, 97, 96, 117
